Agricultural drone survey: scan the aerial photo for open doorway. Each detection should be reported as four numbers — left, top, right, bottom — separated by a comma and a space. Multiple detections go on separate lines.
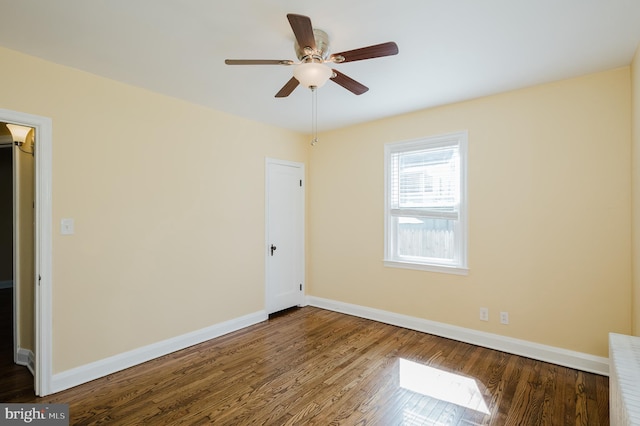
0, 122, 35, 396
0, 109, 53, 396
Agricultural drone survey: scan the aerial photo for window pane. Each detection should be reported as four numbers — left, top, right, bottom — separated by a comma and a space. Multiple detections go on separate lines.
396, 217, 455, 261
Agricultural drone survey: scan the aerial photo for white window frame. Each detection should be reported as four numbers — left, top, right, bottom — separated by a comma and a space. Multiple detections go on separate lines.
384, 131, 468, 275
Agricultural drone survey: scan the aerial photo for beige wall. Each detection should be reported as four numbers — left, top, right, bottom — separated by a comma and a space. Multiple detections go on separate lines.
309, 68, 632, 357
0, 46, 309, 373
633, 45, 640, 335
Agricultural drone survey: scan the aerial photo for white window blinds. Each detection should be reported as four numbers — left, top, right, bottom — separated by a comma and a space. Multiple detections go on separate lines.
389, 143, 460, 220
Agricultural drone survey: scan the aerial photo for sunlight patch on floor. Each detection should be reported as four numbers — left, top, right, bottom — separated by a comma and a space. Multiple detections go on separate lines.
399, 358, 491, 415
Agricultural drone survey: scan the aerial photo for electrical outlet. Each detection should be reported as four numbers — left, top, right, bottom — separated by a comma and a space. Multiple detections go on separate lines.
479, 307, 489, 322
500, 311, 509, 325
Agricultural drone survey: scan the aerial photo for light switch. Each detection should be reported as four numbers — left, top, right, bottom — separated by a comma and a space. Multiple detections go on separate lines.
61, 218, 75, 235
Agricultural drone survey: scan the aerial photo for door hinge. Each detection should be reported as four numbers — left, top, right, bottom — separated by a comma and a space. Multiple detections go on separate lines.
38, 275, 41, 286
299, 283, 302, 291
299, 179, 302, 187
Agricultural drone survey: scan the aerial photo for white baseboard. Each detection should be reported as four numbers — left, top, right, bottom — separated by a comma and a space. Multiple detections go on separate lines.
306, 296, 609, 376
16, 347, 35, 376
51, 310, 268, 394
0, 280, 13, 289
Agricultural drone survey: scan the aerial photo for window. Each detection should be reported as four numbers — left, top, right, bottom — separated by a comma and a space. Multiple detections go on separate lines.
384, 132, 468, 274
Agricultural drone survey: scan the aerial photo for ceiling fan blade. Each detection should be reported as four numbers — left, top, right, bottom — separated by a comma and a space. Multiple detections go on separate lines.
330, 70, 369, 95
330, 41, 399, 63
287, 14, 316, 51
225, 59, 294, 65
275, 77, 300, 98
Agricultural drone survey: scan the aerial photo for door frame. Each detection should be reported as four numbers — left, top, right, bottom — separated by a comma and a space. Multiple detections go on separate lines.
1, 108, 52, 396
264, 158, 305, 313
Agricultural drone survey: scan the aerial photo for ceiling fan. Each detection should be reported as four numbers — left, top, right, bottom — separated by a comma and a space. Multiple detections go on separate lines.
225, 13, 399, 98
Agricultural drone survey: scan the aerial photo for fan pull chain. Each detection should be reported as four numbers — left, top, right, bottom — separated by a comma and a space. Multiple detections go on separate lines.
311, 86, 318, 146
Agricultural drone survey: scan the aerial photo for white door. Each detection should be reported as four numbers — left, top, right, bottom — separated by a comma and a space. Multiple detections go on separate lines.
265, 159, 304, 314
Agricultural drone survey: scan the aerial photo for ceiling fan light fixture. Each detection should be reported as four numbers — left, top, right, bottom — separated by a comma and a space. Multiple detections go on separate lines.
293, 62, 332, 89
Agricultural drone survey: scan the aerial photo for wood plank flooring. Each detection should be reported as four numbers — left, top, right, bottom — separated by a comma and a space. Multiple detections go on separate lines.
1, 290, 609, 425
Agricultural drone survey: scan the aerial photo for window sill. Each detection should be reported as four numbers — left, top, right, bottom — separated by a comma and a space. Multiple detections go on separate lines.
383, 260, 469, 276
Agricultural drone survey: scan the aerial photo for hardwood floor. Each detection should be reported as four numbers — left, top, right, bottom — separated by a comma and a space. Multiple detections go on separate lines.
1, 293, 609, 425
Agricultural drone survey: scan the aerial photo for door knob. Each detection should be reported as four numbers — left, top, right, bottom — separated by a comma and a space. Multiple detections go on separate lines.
270, 244, 277, 256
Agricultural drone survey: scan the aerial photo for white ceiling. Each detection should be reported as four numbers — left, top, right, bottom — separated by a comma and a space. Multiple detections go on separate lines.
1, 1, 639, 133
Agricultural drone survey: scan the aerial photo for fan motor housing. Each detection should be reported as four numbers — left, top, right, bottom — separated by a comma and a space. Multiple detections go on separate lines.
294, 29, 330, 62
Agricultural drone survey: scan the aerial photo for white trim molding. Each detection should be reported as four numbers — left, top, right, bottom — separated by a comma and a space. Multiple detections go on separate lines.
306, 296, 609, 376
51, 310, 267, 394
